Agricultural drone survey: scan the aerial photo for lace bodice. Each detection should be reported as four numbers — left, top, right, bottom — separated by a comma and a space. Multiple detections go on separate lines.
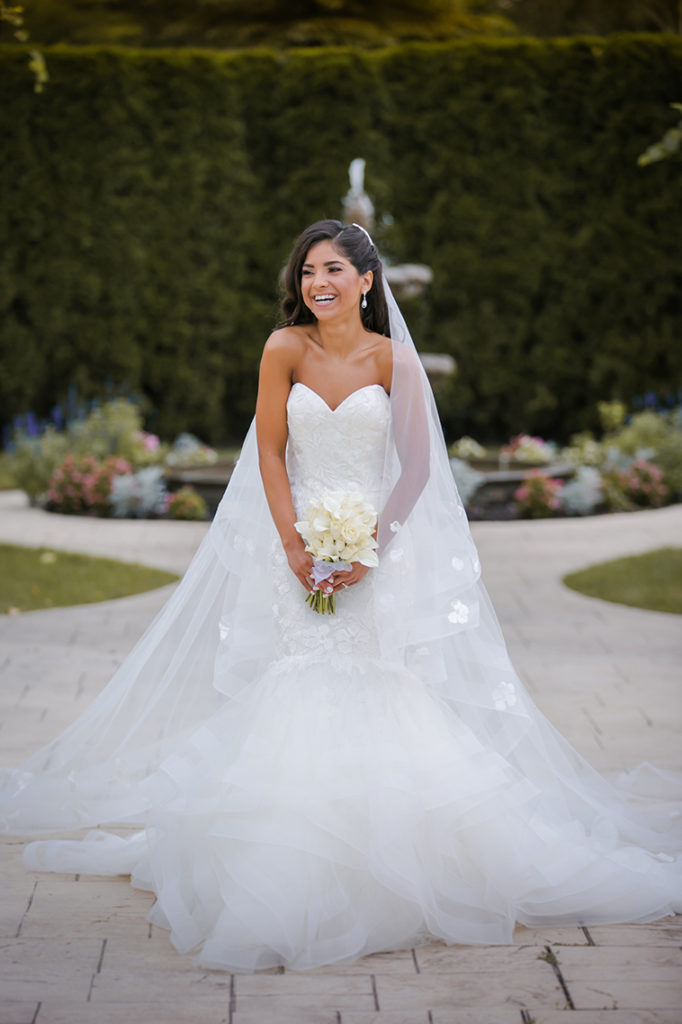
270, 383, 392, 663
285, 383, 391, 517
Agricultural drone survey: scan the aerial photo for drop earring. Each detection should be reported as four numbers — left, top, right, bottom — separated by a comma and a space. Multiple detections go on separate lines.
361, 292, 368, 310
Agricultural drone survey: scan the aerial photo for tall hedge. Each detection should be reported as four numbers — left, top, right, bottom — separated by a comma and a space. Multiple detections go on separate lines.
1, 36, 681, 444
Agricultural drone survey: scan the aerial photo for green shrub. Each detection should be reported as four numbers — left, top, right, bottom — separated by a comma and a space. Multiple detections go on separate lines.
66, 399, 168, 467
1, 37, 681, 445
165, 485, 208, 521
11, 428, 71, 498
561, 431, 604, 468
600, 470, 636, 512
0, 453, 16, 490
604, 408, 682, 496
655, 429, 682, 495
604, 410, 671, 458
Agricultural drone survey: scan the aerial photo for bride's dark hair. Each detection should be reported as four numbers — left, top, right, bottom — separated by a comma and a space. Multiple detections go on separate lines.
278, 219, 390, 337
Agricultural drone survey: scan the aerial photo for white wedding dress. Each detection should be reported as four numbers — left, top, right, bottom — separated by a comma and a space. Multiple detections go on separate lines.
21, 381, 680, 972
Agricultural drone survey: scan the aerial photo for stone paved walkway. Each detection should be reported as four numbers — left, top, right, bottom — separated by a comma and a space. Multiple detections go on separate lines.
1, 490, 681, 1024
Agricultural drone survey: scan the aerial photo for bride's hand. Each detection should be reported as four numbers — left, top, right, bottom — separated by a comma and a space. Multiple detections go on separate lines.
321, 562, 371, 596
284, 539, 315, 593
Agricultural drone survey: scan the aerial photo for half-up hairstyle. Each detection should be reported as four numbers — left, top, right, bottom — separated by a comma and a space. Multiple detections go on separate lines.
278, 220, 390, 337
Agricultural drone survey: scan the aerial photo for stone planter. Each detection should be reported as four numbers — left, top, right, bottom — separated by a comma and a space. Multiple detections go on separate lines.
165, 459, 577, 522
164, 462, 236, 518
464, 461, 575, 520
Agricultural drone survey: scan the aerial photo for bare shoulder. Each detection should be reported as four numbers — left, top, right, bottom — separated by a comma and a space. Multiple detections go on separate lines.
374, 333, 393, 362
260, 326, 307, 380
371, 333, 394, 391
262, 325, 307, 358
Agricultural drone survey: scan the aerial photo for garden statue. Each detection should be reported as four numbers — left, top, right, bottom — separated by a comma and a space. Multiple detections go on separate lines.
342, 158, 375, 230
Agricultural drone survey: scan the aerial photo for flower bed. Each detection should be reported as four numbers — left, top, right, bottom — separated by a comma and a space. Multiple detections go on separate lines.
6, 399, 213, 521
449, 402, 681, 520
4, 397, 681, 523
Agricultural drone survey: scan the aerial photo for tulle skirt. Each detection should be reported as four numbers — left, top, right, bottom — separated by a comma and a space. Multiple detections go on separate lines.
24, 651, 681, 973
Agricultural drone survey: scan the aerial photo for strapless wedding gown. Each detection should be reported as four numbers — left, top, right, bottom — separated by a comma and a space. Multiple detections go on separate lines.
23, 382, 680, 972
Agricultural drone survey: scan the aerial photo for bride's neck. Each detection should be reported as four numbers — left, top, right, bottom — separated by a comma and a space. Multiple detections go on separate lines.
315, 315, 367, 357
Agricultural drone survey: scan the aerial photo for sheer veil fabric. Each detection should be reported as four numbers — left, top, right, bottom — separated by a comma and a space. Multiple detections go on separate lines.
1, 271, 680, 947
0, 275, 484, 836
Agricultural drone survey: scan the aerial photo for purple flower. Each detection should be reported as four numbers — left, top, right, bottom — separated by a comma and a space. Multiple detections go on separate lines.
25, 412, 40, 437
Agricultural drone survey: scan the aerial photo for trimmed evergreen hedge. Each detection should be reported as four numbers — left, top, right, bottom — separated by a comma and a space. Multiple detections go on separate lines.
1, 36, 681, 444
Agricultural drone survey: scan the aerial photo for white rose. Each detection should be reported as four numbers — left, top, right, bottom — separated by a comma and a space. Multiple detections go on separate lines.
340, 521, 361, 544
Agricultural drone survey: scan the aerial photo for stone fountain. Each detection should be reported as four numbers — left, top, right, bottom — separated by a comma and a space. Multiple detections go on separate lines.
342, 158, 455, 384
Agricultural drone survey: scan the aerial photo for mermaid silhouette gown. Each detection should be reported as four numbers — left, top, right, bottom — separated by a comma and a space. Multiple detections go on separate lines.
23, 382, 680, 972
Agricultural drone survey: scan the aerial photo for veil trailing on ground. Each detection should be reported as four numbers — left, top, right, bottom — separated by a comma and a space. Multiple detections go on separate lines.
1, 254, 681, 897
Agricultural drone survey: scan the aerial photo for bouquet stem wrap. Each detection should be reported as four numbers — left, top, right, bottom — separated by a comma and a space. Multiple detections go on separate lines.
307, 560, 352, 614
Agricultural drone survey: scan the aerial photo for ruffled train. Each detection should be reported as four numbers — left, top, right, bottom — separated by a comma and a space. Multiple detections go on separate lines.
24, 653, 681, 972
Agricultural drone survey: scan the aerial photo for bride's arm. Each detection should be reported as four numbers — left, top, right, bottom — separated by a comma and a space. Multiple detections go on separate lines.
376, 344, 431, 554
256, 332, 314, 592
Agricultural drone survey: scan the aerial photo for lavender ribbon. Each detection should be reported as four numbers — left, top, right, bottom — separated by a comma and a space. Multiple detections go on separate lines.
311, 559, 352, 589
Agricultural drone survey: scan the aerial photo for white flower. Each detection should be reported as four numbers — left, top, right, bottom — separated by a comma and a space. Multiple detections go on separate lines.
450, 435, 487, 460
354, 545, 379, 568
340, 521, 362, 544
492, 681, 517, 710
448, 600, 469, 624
389, 521, 401, 533
451, 556, 464, 571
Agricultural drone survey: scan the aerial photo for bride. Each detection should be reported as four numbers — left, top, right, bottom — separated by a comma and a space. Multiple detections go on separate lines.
1, 220, 680, 972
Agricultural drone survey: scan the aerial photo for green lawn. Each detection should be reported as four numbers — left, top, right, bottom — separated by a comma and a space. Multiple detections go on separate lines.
563, 547, 682, 615
0, 544, 179, 614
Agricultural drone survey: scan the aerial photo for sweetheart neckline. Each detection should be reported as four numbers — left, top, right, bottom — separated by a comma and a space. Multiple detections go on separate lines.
289, 382, 389, 414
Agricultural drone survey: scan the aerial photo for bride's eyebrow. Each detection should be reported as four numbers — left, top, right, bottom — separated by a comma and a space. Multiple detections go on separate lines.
302, 259, 346, 269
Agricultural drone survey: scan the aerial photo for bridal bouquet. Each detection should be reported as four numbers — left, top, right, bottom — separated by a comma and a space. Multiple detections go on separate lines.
295, 491, 379, 614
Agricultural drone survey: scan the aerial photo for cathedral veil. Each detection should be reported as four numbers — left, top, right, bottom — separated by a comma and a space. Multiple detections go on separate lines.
1, 252, 681, 898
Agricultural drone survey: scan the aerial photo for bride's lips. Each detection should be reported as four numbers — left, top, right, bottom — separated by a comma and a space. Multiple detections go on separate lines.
313, 294, 336, 306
